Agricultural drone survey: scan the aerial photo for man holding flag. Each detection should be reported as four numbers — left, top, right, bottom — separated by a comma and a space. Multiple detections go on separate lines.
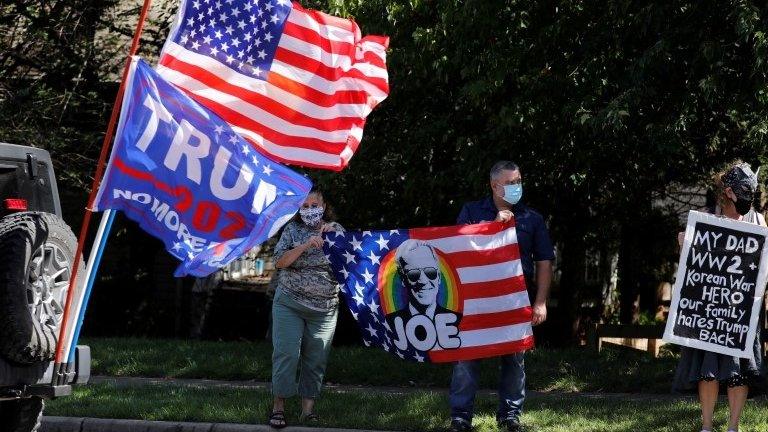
449, 161, 555, 432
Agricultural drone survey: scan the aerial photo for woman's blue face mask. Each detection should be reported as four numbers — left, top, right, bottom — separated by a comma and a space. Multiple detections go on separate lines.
502, 184, 523, 205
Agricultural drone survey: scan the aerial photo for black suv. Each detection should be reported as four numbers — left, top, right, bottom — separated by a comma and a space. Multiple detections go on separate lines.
0, 143, 90, 432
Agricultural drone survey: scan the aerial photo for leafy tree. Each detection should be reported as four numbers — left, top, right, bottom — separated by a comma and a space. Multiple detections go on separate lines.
0, 0, 174, 199
318, 0, 768, 339
4, 0, 768, 341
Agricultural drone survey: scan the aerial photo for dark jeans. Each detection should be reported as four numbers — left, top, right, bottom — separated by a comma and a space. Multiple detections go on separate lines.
449, 353, 526, 424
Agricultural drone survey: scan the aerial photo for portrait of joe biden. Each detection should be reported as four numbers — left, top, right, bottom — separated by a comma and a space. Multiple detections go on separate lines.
387, 240, 453, 321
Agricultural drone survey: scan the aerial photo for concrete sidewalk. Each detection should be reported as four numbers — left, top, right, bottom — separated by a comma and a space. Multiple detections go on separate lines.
42, 416, 398, 432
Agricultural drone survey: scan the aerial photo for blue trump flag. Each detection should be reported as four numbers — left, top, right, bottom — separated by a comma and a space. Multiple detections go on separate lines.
95, 57, 312, 276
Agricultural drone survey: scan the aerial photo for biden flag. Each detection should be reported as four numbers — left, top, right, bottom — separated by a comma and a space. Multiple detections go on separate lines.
324, 221, 533, 363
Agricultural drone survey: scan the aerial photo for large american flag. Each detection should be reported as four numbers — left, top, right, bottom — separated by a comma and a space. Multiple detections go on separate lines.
324, 221, 534, 363
157, 0, 389, 171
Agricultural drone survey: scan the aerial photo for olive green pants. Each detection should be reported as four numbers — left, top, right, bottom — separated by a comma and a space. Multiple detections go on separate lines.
271, 289, 338, 399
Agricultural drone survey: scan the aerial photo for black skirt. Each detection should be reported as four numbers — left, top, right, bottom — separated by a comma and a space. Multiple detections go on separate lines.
672, 329, 766, 397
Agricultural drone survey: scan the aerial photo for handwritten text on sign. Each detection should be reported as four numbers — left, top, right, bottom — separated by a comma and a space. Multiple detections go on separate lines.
664, 211, 768, 359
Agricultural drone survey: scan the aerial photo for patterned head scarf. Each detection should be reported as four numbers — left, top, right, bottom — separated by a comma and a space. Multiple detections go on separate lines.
722, 162, 758, 201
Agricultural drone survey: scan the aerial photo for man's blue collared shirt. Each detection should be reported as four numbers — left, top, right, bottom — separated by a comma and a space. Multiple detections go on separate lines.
456, 197, 554, 281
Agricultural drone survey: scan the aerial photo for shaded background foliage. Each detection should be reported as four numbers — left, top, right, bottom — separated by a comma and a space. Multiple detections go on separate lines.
2, 0, 768, 343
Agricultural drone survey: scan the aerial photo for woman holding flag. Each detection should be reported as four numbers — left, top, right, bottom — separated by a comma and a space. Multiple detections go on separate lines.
269, 187, 342, 428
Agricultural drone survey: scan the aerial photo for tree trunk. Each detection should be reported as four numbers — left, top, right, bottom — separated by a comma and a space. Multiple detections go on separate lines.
618, 224, 640, 324
599, 247, 620, 321
556, 230, 588, 344
189, 272, 221, 339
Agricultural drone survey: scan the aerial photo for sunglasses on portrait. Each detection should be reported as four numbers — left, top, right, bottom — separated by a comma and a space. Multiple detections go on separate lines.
403, 267, 439, 283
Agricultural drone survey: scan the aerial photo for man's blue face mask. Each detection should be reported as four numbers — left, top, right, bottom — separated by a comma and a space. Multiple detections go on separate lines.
502, 184, 523, 205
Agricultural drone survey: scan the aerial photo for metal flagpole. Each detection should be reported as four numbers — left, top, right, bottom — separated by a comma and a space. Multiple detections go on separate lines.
63, 209, 117, 365
53, 0, 154, 385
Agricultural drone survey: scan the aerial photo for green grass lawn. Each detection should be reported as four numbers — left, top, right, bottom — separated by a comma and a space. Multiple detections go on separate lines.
46, 382, 768, 431
83, 337, 679, 393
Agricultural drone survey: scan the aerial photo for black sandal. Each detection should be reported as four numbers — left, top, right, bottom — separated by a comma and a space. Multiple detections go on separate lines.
268, 411, 287, 429
300, 412, 320, 423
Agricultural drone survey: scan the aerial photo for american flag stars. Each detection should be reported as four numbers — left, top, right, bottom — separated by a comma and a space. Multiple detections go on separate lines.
174, 0, 290, 79
323, 228, 426, 362
365, 323, 377, 338
366, 298, 379, 315
361, 268, 374, 284
351, 290, 364, 307
342, 250, 356, 264
354, 281, 365, 293
349, 236, 363, 251
368, 250, 381, 265
374, 235, 389, 251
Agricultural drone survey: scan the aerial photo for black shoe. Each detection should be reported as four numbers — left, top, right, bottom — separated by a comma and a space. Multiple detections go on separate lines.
449, 418, 471, 432
498, 418, 522, 432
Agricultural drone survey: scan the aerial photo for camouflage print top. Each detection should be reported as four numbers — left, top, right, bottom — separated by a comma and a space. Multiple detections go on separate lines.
273, 220, 344, 311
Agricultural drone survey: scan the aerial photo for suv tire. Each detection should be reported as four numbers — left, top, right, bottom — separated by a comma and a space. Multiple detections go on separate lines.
0, 212, 84, 364
0, 397, 44, 432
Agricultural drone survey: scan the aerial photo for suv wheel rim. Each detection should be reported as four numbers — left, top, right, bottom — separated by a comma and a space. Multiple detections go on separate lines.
27, 242, 71, 332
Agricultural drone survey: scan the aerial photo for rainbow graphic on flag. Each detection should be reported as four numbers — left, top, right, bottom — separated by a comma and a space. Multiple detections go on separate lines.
377, 249, 462, 316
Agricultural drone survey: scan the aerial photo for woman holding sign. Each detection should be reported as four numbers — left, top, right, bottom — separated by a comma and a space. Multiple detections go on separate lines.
673, 162, 766, 432
269, 187, 343, 429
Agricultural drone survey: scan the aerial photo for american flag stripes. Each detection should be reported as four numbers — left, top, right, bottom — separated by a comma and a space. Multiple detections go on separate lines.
324, 221, 534, 363
157, 0, 389, 171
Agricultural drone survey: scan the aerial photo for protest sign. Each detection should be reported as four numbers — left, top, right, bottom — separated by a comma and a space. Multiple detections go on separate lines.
663, 210, 768, 359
